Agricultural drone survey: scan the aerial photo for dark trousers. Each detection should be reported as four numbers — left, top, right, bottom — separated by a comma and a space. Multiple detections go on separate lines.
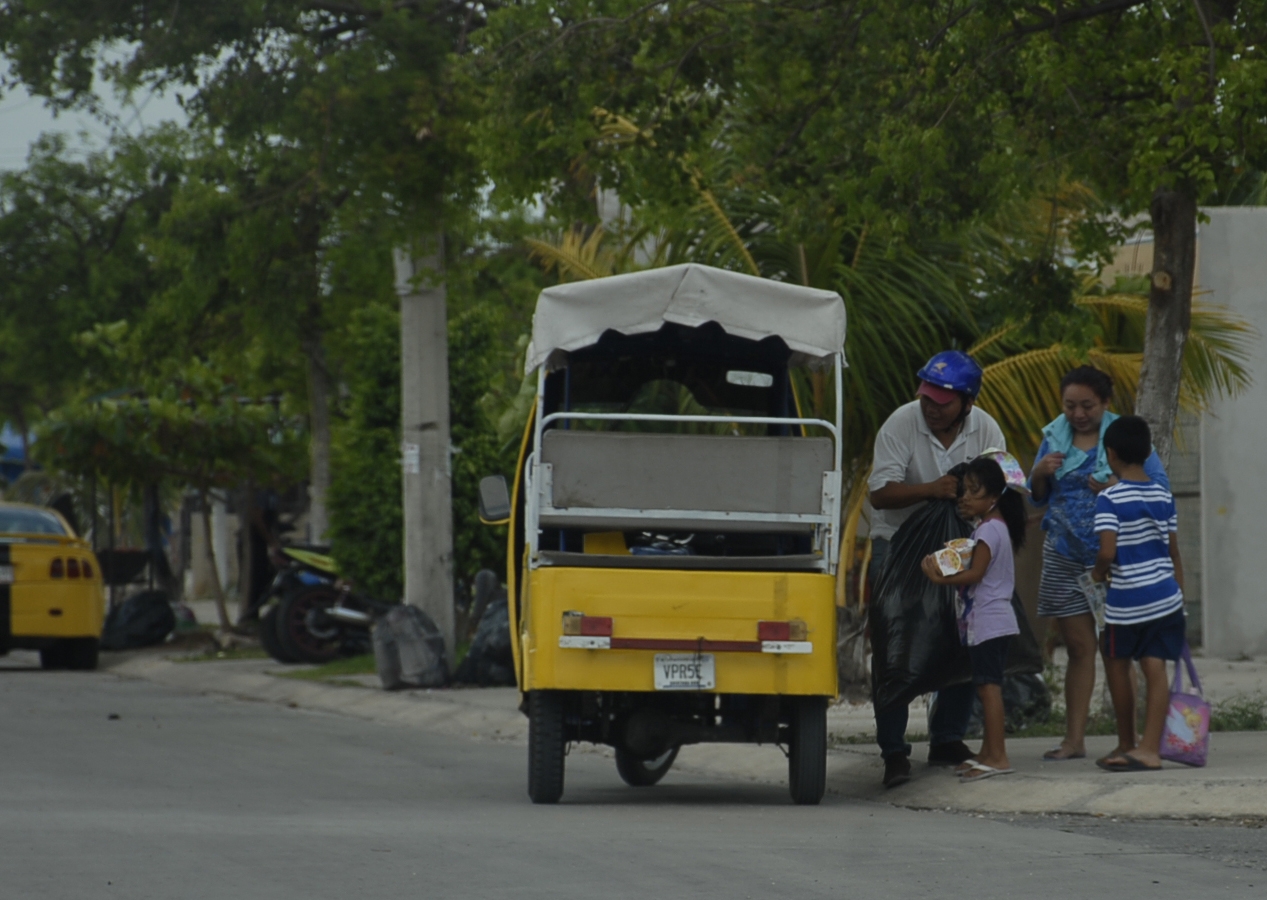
869, 537, 975, 759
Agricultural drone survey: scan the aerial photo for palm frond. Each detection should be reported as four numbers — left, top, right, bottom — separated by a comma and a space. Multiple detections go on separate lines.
691, 186, 762, 277
1172, 302, 1255, 407
968, 321, 1026, 363
976, 345, 1083, 461
524, 227, 615, 282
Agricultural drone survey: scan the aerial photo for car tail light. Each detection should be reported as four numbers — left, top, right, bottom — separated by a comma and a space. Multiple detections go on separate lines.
562, 611, 613, 636
758, 619, 807, 642
82, 560, 94, 578
50, 558, 64, 578
66, 558, 81, 578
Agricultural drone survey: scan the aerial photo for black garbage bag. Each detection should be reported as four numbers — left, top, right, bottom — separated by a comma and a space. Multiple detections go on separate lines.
453, 593, 516, 687
965, 673, 1053, 737
100, 590, 176, 650
372, 604, 450, 690
870, 499, 1043, 712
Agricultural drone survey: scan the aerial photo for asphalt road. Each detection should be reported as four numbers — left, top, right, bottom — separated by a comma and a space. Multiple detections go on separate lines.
0, 661, 1262, 900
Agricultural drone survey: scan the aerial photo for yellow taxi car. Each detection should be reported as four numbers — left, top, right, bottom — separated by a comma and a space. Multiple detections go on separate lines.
0, 502, 105, 670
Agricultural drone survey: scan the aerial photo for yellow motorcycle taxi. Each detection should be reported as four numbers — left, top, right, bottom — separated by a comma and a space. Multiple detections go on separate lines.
479, 263, 846, 804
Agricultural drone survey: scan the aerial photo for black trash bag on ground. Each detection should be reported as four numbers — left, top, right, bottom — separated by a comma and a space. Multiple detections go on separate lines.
965, 673, 1053, 737
869, 499, 1043, 712
373, 604, 449, 690
453, 594, 516, 687
100, 590, 176, 650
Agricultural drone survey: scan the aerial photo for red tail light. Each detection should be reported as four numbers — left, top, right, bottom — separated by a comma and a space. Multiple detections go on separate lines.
758, 619, 808, 642
50, 558, 64, 578
758, 620, 790, 641
66, 558, 81, 578
580, 616, 613, 637
562, 612, 613, 636
82, 560, 94, 578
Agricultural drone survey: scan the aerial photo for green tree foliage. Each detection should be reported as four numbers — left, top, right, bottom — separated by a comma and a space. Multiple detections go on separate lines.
0, 129, 186, 436
327, 305, 403, 603
476, 2, 1027, 238
0, 0, 489, 544
449, 304, 519, 588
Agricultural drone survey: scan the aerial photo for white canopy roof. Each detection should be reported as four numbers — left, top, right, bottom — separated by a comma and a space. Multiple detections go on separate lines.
525, 263, 847, 373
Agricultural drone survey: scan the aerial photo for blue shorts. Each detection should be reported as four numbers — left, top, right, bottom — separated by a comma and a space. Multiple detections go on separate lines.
1102, 608, 1186, 661
968, 635, 1013, 686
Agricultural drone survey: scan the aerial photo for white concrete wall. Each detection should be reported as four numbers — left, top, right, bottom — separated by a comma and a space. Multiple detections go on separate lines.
1199, 208, 1267, 659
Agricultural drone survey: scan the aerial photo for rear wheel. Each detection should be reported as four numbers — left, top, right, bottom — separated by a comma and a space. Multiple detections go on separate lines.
39, 644, 67, 670
39, 639, 98, 671
528, 691, 566, 804
788, 696, 827, 805
615, 746, 679, 787
258, 604, 297, 663
275, 586, 344, 664
63, 638, 99, 671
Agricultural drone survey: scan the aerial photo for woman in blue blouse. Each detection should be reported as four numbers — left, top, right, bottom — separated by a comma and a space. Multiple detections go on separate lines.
1029, 366, 1169, 761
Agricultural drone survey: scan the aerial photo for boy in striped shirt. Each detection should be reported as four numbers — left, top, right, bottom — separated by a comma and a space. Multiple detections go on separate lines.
1091, 416, 1186, 772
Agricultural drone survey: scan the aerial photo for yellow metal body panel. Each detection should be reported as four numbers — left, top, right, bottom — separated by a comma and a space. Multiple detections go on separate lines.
522, 566, 837, 696
6, 540, 105, 639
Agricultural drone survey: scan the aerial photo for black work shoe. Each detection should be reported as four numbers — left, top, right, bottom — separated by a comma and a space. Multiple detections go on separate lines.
927, 740, 975, 766
882, 755, 911, 788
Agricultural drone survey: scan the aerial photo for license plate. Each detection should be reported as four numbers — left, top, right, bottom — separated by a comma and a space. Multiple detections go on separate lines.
0, 565, 12, 584
653, 653, 715, 691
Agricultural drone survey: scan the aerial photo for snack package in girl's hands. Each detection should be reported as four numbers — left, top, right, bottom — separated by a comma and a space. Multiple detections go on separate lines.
934, 548, 963, 576
946, 538, 976, 567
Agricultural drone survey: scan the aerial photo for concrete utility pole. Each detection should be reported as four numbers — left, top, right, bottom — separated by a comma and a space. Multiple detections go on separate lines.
394, 236, 455, 653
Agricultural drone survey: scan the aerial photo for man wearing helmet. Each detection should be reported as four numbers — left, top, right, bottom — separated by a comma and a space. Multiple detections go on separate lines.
868, 350, 1007, 788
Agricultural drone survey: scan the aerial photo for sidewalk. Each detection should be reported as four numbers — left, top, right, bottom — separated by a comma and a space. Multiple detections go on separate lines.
106, 651, 1267, 820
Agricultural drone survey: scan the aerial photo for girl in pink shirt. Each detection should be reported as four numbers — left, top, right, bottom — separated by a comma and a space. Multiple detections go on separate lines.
921, 456, 1027, 781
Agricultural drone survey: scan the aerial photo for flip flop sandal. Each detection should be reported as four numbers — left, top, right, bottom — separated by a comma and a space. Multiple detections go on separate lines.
1043, 747, 1087, 761
1094, 752, 1131, 770
958, 761, 1015, 782
1096, 753, 1162, 773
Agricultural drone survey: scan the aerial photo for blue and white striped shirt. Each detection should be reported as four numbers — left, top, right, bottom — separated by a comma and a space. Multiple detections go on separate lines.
1094, 479, 1183, 625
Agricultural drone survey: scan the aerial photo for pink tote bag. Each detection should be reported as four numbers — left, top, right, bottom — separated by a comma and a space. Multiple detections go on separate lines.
1160, 644, 1210, 768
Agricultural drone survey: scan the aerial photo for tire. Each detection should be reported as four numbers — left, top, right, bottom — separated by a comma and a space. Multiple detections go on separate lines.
275, 586, 345, 664
39, 644, 67, 670
258, 604, 298, 663
788, 696, 827, 805
615, 746, 679, 787
528, 691, 566, 804
63, 638, 99, 671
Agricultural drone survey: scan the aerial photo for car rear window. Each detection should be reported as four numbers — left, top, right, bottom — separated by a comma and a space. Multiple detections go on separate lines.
0, 507, 67, 536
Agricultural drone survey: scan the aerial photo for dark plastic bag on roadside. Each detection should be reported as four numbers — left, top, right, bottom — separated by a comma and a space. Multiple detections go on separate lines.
965, 673, 1053, 737
453, 593, 516, 687
373, 604, 449, 690
100, 590, 176, 650
869, 499, 1043, 712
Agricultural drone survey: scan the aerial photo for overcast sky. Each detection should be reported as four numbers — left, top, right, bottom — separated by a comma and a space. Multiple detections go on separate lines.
0, 70, 185, 171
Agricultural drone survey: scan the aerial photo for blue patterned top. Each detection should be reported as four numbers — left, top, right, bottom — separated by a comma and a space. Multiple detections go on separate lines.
1031, 436, 1170, 566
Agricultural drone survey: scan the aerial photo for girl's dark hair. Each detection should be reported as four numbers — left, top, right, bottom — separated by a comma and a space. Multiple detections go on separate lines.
962, 457, 1027, 550
1060, 365, 1113, 402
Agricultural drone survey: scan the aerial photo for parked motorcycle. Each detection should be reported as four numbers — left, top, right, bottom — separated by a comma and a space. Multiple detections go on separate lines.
251, 547, 389, 664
